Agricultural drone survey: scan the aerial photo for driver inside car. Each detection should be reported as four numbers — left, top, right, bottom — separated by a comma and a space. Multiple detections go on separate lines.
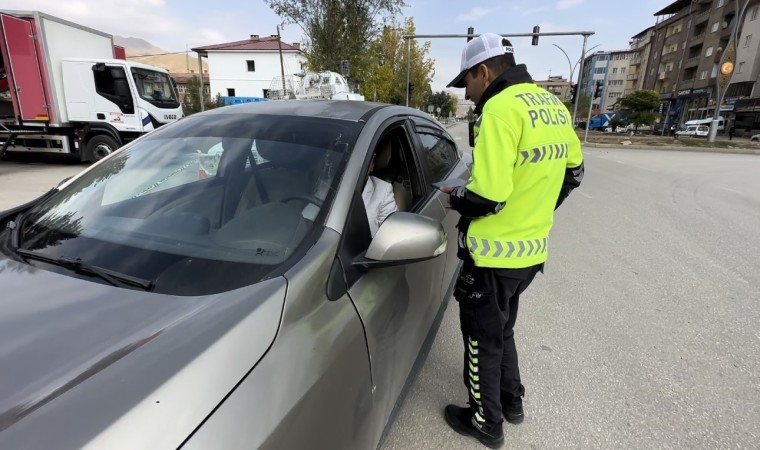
362, 140, 398, 237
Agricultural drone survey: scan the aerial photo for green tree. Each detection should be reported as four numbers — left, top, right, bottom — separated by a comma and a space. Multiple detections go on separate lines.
621, 89, 660, 130
609, 116, 623, 132
424, 91, 457, 118
183, 76, 203, 115
359, 18, 434, 107
181, 76, 218, 115
264, 0, 405, 78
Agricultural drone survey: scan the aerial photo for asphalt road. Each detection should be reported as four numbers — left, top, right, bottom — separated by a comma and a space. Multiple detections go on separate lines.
1, 123, 758, 449
381, 122, 760, 449
0, 154, 86, 211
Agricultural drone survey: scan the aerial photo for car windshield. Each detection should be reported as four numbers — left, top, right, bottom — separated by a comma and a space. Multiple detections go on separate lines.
12, 113, 359, 295
131, 67, 179, 106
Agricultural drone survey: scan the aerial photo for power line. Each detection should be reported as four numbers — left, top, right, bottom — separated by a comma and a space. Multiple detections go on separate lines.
127, 51, 195, 58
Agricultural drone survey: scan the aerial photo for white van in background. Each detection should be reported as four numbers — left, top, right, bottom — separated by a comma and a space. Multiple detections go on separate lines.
683, 116, 725, 132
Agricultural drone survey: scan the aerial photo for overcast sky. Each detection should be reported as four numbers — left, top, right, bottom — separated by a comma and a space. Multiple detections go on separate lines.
7, 0, 675, 95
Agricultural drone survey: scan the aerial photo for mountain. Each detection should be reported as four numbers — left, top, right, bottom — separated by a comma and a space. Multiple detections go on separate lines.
113, 36, 166, 57
113, 36, 208, 75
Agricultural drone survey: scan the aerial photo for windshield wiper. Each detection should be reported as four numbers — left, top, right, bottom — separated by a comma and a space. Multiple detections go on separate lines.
15, 249, 154, 291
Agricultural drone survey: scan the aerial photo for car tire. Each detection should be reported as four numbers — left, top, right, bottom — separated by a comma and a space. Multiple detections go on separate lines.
85, 135, 119, 163
752, 137, 759, 142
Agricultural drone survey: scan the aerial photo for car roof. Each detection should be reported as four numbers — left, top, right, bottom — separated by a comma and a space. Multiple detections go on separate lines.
200, 100, 400, 122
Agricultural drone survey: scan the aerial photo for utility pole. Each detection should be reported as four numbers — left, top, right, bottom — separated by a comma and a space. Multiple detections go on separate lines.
197, 53, 205, 111
277, 25, 287, 97
584, 81, 597, 143
554, 39, 598, 125
573, 36, 588, 125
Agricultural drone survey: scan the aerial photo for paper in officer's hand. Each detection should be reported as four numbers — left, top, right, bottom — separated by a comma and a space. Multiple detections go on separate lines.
432, 178, 466, 193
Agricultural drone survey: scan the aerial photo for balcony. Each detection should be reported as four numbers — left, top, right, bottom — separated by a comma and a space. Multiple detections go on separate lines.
627, 73, 640, 80
684, 56, 700, 67
695, 9, 711, 20
691, 32, 706, 43
624, 89, 637, 95
629, 57, 642, 66
660, 51, 677, 62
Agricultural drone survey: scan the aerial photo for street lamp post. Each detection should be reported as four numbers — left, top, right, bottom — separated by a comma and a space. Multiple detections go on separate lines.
553, 42, 600, 124
708, 0, 751, 142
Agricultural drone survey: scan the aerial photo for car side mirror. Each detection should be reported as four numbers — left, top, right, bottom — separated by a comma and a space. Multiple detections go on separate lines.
353, 212, 447, 269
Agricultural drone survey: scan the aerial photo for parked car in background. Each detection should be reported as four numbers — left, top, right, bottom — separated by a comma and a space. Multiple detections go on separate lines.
0, 100, 467, 450
676, 125, 709, 137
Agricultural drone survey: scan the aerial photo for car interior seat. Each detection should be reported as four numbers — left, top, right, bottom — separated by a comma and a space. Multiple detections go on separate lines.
237, 138, 321, 213
371, 135, 412, 212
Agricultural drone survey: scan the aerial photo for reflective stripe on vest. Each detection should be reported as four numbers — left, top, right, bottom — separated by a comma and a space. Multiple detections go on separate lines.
518, 143, 570, 166
468, 237, 548, 258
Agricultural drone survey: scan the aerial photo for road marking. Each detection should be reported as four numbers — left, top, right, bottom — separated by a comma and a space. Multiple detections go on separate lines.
577, 191, 592, 199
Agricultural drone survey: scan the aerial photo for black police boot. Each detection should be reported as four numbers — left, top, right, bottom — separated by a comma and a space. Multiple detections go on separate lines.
444, 404, 504, 449
501, 388, 525, 424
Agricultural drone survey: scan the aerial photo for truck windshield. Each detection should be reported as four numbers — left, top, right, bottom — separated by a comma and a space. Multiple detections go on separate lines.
131, 68, 180, 108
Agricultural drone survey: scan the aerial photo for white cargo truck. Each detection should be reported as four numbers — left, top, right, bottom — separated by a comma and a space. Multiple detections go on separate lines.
0, 10, 183, 162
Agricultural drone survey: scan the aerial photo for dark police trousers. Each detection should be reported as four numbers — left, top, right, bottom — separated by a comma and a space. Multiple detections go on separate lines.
454, 260, 541, 427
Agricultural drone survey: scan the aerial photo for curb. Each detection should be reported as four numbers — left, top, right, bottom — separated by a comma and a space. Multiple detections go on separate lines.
582, 142, 760, 156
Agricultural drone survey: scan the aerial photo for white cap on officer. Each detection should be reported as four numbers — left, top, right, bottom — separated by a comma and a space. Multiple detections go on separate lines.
447, 33, 514, 88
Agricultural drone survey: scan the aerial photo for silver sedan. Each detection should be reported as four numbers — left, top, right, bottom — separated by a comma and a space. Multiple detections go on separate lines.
0, 100, 468, 449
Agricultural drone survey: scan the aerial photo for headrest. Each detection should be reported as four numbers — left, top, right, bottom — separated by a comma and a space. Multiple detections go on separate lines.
255, 139, 320, 166
374, 138, 393, 170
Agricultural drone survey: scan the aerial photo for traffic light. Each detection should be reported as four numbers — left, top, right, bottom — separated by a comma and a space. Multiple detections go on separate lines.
407, 82, 414, 98
570, 84, 578, 103
594, 81, 603, 99
532, 25, 540, 46
467, 26, 474, 42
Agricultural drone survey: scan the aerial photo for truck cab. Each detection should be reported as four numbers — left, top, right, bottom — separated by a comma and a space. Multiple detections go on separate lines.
63, 59, 183, 135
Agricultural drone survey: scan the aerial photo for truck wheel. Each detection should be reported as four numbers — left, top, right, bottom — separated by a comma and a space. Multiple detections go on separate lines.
85, 135, 119, 163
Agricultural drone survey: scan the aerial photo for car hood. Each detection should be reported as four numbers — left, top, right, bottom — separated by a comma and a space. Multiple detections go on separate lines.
0, 257, 287, 450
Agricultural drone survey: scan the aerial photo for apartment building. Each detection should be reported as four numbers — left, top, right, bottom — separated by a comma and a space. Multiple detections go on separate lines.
628, 27, 654, 92
643, 0, 760, 131
580, 50, 639, 113
535, 76, 572, 103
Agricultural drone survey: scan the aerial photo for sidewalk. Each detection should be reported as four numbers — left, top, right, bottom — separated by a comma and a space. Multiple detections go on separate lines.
582, 141, 760, 156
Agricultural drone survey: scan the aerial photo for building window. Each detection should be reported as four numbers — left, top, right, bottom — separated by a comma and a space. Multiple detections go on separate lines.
744, 35, 752, 47
712, 22, 720, 32
738, 62, 745, 73
705, 46, 714, 57
227, 88, 236, 97
700, 70, 708, 80
246, 60, 256, 72
612, 68, 618, 74
621, 67, 626, 74
753, 7, 759, 21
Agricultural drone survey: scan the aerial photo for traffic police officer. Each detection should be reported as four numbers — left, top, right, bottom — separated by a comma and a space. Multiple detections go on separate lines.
441, 33, 584, 448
